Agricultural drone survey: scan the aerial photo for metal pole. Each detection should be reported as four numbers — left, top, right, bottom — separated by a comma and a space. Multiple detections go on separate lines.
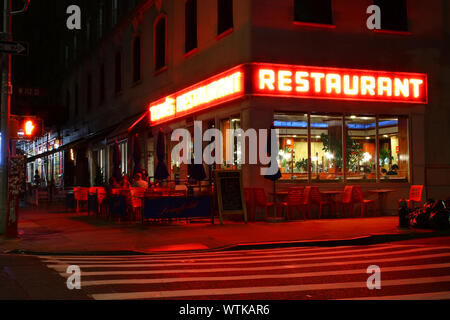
0, 0, 12, 235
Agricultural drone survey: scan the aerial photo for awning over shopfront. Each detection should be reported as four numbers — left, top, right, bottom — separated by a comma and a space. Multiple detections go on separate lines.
26, 125, 117, 163
106, 111, 149, 144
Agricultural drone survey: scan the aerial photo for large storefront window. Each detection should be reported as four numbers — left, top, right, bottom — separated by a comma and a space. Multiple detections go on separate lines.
274, 112, 410, 183
275, 113, 308, 181
311, 114, 343, 182
119, 141, 128, 175
378, 116, 408, 182
221, 116, 241, 169
346, 115, 377, 181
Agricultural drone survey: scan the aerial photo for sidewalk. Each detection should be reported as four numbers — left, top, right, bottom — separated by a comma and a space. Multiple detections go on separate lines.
1, 204, 448, 255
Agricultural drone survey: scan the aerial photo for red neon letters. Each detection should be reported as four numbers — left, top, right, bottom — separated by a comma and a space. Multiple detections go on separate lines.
149, 68, 244, 123
148, 63, 427, 124
254, 64, 427, 103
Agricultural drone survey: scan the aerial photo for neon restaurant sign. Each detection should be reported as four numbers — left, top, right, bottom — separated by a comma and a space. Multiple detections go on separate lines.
148, 63, 427, 124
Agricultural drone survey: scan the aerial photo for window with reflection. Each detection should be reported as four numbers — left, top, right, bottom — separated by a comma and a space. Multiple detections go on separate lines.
274, 113, 308, 181
221, 116, 241, 169
310, 114, 343, 182
345, 115, 376, 181
378, 116, 408, 182
273, 113, 409, 183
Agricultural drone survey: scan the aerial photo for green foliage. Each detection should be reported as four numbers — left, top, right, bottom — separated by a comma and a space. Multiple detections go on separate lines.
321, 133, 362, 169
379, 148, 393, 165
295, 158, 308, 171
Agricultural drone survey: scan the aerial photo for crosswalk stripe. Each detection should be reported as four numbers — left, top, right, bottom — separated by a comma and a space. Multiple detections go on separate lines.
343, 291, 450, 300
80, 262, 450, 287
45, 247, 450, 269
40, 245, 409, 265
90, 275, 450, 300
38, 244, 399, 261
54, 252, 450, 277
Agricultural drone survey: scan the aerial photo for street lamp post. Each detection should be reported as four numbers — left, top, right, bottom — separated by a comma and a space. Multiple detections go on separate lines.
0, 0, 30, 235
0, 0, 12, 235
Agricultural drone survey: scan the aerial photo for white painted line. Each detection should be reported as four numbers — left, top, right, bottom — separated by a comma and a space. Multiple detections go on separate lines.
342, 291, 450, 300
54, 252, 450, 277
80, 263, 450, 287
46, 247, 450, 269
39, 244, 396, 261
91, 275, 450, 300
41, 245, 407, 265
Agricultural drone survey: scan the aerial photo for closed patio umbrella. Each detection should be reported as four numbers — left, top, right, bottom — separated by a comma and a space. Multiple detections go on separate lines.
112, 140, 122, 181
155, 129, 169, 181
132, 134, 143, 176
264, 125, 282, 203
190, 160, 207, 193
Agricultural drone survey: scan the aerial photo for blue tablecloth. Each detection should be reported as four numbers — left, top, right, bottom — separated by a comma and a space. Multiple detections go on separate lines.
144, 195, 212, 220
109, 195, 127, 217
66, 193, 75, 209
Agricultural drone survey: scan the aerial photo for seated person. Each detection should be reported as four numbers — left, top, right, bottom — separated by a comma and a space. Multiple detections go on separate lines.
107, 176, 120, 196
120, 175, 131, 188
387, 164, 399, 175
132, 172, 148, 188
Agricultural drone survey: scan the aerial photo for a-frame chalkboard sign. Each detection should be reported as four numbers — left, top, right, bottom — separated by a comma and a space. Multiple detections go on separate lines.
214, 169, 247, 224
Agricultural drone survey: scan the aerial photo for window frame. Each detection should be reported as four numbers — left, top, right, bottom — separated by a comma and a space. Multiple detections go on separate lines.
185, 0, 198, 55
154, 14, 168, 73
274, 112, 410, 184
293, 0, 335, 29
132, 35, 142, 84
217, 0, 234, 38
373, 0, 409, 33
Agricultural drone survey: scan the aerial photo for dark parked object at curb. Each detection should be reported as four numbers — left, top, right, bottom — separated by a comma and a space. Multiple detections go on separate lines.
409, 199, 450, 230
398, 199, 410, 228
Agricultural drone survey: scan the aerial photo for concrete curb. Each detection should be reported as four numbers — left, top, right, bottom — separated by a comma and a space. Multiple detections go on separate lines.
3, 228, 450, 256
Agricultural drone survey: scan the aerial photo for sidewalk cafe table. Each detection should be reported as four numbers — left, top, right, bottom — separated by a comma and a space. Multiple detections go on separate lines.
269, 191, 289, 218
320, 190, 344, 217
367, 189, 394, 216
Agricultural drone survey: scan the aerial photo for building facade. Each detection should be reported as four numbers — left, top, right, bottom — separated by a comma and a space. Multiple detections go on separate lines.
28, 0, 450, 215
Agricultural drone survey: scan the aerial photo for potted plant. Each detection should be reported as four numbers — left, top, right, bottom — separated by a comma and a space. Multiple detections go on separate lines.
295, 158, 308, 172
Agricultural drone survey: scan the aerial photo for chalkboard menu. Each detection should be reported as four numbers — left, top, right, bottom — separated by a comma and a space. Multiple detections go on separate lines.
214, 170, 247, 224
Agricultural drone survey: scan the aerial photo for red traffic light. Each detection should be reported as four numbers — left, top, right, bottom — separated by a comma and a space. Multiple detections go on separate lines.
10, 116, 43, 139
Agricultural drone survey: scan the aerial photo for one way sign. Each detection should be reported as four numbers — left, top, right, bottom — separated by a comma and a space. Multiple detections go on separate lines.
0, 40, 29, 56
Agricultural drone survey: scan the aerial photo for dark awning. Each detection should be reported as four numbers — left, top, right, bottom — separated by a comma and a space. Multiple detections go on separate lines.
107, 111, 149, 144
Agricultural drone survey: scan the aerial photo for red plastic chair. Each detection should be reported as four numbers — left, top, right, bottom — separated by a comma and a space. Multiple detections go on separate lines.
243, 188, 255, 221
74, 187, 88, 213
353, 186, 376, 217
310, 187, 332, 219
335, 186, 356, 218
277, 188, 305, 220
254, 188, 275, 219
130, 187, 146, 220
401, 185, 424, 209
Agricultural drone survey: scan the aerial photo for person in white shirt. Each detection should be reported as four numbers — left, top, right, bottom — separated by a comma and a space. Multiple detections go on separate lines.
132, 172, 148, 188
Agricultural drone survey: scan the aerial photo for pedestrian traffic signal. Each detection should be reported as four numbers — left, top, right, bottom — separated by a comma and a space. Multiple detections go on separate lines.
10, 116, 43, 139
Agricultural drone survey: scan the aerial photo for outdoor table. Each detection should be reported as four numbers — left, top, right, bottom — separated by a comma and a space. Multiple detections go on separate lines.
368, 189, 394, 216
320, 190, 344, 217
143, 194, 214, 224
269, 191, 290, 218
269, 191, 289, 202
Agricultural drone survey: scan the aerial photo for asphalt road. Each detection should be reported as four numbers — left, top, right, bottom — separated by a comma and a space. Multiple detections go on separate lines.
1, 237, 450, 300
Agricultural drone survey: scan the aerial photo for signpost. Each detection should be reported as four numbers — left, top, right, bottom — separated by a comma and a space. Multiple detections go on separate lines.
0, 0, 31, 237
0, 40, 29, 56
